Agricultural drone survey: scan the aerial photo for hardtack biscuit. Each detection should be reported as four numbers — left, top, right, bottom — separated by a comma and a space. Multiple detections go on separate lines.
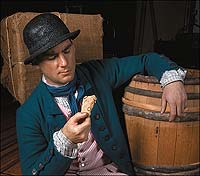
81, 95, 97, 116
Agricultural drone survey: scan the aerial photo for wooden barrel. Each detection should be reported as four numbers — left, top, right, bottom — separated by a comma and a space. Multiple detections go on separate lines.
122, 69, 200, 175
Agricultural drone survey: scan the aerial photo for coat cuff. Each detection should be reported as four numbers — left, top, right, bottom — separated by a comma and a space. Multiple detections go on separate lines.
160, 68, 187, 88
53, 130, 78, 159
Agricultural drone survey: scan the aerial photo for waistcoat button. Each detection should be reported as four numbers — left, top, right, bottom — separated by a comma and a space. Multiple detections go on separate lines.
81, 157, 86, 161
81, 163, 85, 167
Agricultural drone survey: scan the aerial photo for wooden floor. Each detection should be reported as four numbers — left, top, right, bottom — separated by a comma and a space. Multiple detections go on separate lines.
0, 84, 22, 175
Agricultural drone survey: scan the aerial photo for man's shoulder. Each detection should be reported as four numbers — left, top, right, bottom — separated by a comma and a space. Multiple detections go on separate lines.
77, 58, 116, 72
17, 81, 45, 111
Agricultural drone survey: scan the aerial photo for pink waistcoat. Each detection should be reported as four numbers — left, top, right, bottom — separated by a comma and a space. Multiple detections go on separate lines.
57, 102, 127, 175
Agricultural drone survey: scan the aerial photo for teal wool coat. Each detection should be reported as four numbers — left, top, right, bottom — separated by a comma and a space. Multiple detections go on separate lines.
16, 53, 180, 175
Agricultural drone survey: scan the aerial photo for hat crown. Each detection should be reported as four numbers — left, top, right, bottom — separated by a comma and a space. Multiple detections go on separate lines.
23, 13, 80, 65
23, 13, 69, 54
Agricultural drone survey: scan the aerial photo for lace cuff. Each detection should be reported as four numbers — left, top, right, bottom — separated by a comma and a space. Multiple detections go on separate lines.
53, 130, 78, 159
160, 68, 187, 88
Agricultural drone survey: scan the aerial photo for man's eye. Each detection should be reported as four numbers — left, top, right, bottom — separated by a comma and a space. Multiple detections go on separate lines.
48, 55, 57, 60
63, 49, 70, 54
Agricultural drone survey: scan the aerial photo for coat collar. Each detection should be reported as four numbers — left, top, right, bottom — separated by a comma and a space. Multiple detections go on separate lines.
38, 81, 63, 115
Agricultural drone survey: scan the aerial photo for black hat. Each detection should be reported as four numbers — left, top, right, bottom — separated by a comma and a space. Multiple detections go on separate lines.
23, 13, 80, 65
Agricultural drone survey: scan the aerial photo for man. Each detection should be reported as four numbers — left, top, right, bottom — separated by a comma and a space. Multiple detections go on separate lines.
16, 13, 187, 175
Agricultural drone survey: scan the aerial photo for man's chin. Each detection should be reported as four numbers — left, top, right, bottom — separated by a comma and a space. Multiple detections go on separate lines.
62, 75, 74, 83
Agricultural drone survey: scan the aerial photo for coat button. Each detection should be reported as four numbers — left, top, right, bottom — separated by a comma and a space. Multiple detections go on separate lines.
104, 135, 110, 141
128, 161, 133, 170
170, 63, 177, 67
49, 149, 53, 155
55, 126, 60, 131
99, 126, 105, 131
95, 114, 100, 120
32, 168, 37, 175
39, 163, 43, 169
119, 153, 124, 159
112, 144, 117, 150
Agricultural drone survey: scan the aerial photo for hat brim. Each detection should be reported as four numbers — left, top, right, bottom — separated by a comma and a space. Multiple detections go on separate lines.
24, 29, 80, 65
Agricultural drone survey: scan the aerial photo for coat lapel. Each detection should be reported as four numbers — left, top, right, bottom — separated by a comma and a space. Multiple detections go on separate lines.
76, 66, 104, 116
38, 82, 66, 129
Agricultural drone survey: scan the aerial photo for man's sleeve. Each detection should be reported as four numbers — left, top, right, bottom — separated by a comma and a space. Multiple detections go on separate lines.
86, 52, 185, 89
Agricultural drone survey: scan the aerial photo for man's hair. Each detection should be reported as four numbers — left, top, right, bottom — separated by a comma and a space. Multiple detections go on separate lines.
31, 54, 45, 65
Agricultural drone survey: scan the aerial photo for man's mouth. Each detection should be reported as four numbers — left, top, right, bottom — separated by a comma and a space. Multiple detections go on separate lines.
59, 70, 71, 75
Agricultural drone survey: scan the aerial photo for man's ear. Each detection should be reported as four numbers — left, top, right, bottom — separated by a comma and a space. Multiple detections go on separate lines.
73, 45, 76, 52
35, 65, 40, 69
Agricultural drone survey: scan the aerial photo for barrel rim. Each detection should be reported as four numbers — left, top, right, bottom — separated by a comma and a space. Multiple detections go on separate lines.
125, 86, 200, 100
133, 162, 200, 173
123, 104, 200, 122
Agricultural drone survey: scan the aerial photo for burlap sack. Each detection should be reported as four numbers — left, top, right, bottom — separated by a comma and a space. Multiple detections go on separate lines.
1, 12, 103, 104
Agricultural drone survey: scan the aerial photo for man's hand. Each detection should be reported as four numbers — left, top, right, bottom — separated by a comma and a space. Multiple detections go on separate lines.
61, 112, 90, 143
161, 81, 187, 121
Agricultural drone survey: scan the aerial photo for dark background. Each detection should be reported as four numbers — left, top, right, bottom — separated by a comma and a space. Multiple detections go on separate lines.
1, 0, 199, 66
0, 0, 137, 59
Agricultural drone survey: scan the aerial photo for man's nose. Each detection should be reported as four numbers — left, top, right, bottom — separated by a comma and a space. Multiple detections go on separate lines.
58, 54, 68, 66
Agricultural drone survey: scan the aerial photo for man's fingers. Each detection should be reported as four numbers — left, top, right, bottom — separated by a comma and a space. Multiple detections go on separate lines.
181, 99, 187, 112
71, 112, 88, 124
169, 104, 176, 122
184, 103, 187, 109
161, 97, 167, 114
184, 99, 188, 109
77, 116, 90, 126
177, 104, 182, 117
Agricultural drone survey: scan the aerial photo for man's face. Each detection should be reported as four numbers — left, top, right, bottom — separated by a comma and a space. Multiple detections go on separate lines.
38, 39, 76, 86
